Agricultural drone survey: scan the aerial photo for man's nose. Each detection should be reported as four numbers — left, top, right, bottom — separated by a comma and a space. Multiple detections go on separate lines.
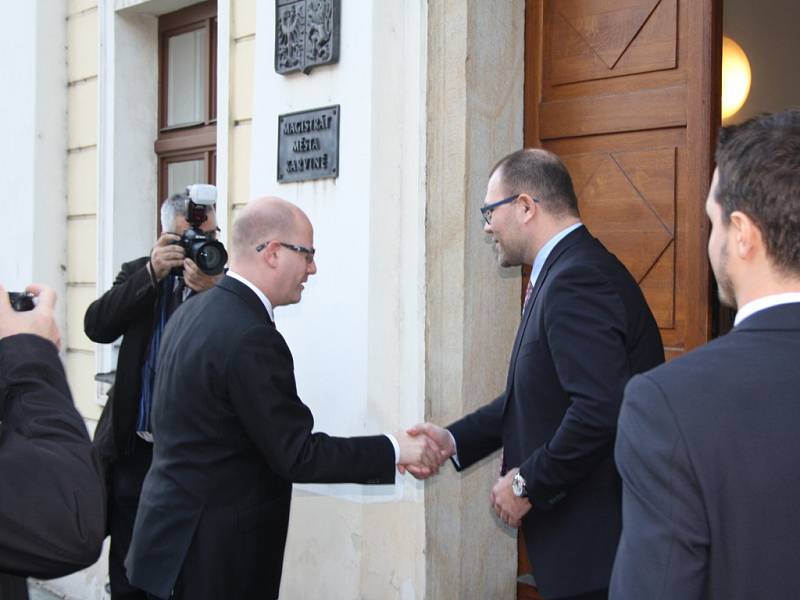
307, 259, 317, 275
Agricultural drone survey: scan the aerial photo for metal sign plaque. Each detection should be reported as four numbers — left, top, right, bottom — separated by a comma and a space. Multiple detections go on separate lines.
275, 0, 340, 75
277, 105, 340, 183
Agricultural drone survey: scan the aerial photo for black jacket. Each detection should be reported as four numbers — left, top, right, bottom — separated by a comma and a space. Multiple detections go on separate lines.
611, 302, 800, 599
84, 256, 158, 473
126, 276, 396, 600
0, 334, 105, 596
448, 226, 664, 598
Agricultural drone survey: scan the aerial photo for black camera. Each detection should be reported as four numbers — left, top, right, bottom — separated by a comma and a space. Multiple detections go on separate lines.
8, 292, 35, 312
173, 184, 228, 276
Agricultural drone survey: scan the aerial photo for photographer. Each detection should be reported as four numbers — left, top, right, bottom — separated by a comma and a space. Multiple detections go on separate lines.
84, 190, 224, 600
0, 284, 105, 600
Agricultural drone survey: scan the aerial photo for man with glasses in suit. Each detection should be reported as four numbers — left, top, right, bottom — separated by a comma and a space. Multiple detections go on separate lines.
126, 196, 444, 600
407, 149, 664, 600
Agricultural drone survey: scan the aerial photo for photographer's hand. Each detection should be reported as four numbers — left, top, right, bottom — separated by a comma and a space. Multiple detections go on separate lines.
0, 283, 61, 348
183, 258, 222, 292
149, 232, 184, 282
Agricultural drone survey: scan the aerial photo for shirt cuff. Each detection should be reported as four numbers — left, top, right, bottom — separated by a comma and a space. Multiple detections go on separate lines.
447, 429, 461, 469
385, 433, 400, 465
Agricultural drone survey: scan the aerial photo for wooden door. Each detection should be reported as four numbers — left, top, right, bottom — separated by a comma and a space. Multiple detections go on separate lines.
518, 0, 721, 596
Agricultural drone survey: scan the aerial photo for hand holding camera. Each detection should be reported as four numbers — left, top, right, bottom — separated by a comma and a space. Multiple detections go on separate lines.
149, 232, 186, 282
182, 257, 221, 292
0, 284, 61, 348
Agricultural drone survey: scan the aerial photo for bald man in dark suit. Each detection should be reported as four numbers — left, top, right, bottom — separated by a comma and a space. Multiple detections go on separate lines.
126, 198, 444, 600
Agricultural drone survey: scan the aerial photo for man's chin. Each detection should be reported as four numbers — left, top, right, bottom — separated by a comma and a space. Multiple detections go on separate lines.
499, 256, 518, 268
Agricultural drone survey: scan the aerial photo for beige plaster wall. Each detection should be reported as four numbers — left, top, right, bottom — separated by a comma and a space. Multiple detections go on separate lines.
425, 1, 525, 598
66, 0, 101, 422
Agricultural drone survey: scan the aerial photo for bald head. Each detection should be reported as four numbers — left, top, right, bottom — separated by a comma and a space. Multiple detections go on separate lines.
231, 197, 306, 261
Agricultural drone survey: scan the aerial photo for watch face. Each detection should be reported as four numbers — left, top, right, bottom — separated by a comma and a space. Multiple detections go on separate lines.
512, 474, 525, 497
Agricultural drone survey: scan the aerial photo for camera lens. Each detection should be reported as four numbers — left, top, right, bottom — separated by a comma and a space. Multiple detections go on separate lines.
195, 241, 227, 275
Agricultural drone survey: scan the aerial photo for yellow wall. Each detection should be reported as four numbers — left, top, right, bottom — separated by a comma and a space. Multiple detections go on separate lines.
230, 0, 255, 222
66, 0, 100, 422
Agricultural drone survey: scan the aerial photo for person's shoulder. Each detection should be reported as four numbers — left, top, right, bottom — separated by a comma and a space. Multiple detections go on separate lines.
121, 256, 150, 271
635, 334, 740, 398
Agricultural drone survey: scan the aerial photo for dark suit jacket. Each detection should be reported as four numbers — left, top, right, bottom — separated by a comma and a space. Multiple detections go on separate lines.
0, 334, 105, 589
448, 226, 664, 598
611, 302, 800, 600
126, 275, 396, 600
84, 256, 158, 473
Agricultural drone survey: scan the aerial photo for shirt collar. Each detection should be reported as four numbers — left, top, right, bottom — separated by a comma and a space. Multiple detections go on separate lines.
734, 292, 800, 326
226, 270, 275, 323
530, 222, 583, 288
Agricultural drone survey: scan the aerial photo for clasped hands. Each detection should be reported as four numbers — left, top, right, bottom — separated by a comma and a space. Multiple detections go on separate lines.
395, 422, 532, 528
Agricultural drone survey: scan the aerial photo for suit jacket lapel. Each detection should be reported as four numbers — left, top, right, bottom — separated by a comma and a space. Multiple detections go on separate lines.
503, 226, 591, 398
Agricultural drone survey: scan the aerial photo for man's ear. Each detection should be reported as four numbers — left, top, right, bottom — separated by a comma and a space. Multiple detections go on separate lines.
729, 210, 763, 260
518, 194, 537, 224
261, 241, 281, 268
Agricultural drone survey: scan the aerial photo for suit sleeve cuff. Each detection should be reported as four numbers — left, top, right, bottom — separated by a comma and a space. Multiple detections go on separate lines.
385, 433, 400, 465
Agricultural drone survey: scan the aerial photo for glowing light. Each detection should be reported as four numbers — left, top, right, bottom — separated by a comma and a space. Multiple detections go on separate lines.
721, 36, 752, 120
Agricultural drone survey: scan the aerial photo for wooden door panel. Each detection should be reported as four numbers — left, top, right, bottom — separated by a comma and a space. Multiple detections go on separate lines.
545, 129, 691, 354
527, 0, 717, 356
540, 85, 687, 138
560, 147, 676, 330
546, 0, 677, 85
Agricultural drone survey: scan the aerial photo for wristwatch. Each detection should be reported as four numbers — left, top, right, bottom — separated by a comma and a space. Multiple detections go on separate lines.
512, 472, 528, 498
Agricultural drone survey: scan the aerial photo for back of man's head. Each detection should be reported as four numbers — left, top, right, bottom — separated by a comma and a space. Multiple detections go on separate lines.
490, 148, 580, 219
715, 109, 800, 277
230, 197, 299, 263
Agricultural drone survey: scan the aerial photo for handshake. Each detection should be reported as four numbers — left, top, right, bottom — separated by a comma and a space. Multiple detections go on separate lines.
392, 423, 455, 479
393, 422, 532, 528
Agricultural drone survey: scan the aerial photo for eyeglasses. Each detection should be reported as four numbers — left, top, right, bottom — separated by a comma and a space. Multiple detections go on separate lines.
255, 240, 316, 263
479, 194, 539, 225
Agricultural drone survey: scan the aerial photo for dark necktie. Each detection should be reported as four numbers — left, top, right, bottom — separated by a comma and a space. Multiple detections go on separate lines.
167, 277, 185, 317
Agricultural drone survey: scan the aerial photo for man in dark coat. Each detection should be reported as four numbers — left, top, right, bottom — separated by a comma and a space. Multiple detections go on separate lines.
125, 197, 443, 600
610, 109, 800, 599
408, 149, 664, 600
0, 284, 105, 600
85, 193, 221, 600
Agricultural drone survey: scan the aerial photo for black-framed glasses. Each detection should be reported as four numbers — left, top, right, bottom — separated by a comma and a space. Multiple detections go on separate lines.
480, 194, 539, 225
480, 194, 519, 225
255, 240, 316, 263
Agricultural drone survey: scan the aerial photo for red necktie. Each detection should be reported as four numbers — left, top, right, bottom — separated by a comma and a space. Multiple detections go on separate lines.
522, 279, 534, 316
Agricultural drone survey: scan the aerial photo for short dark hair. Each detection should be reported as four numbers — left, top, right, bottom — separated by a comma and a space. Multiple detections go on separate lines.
490, 148, 579, 218
715, 109, 800, 277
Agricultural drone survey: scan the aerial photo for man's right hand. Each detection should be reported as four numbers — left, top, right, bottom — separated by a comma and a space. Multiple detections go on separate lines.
0, 284, 61, 348
399, 422, 456, 479
149, 232, 185, 282
394, 428, 449, 478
